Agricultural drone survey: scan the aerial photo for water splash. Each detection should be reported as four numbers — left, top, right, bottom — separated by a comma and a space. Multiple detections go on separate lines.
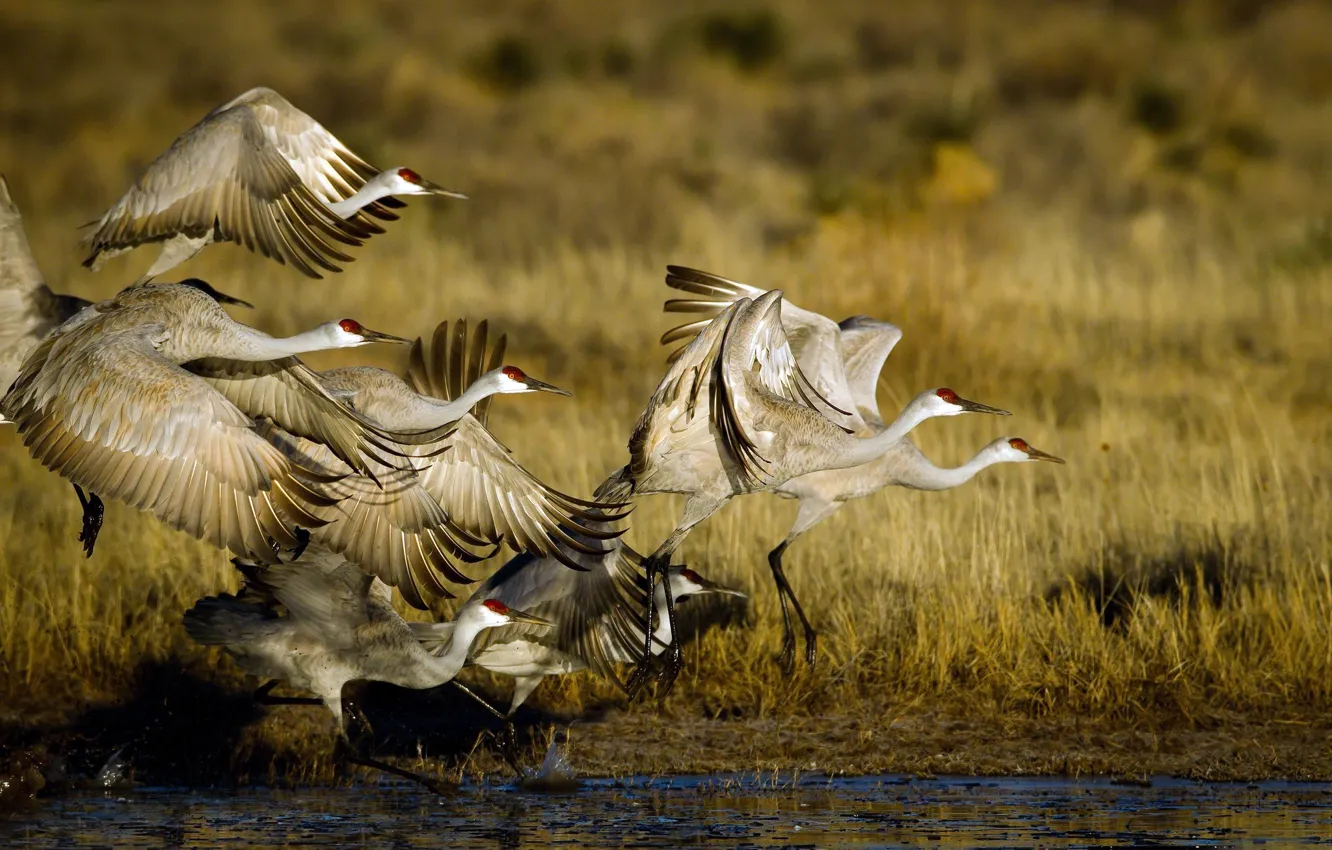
517, 728, 578, 793
93, 747, 132, 790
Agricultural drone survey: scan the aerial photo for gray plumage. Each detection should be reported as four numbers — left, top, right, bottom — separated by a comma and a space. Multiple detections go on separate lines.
0, 284, 438, 560
0, 175, 89, 405
228, 319, 626, 608
184, 545, 550, 731
659, 271, 1061, 669
412, 531, 745, 715
82, 87, 462, 281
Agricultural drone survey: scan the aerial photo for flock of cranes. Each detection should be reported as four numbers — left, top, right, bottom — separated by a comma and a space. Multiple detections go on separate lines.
0, 87, 1063, 790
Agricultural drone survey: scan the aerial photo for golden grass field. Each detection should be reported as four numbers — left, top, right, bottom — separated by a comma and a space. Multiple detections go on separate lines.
2, 0, 1331, 783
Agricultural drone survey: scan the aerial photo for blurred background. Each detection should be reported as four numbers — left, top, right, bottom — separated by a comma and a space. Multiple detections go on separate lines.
1, 0, 1330, 779
5, 0, 1332, 269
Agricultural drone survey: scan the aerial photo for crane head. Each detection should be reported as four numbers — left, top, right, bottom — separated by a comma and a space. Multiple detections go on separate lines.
994, 437, 1065, 464
669, 566, 747, 600
926, 388, 1011, 417
385, 167, 468, 200
323, 318, 412, 347
495, 365, 572, 397
478, 598, 555, 628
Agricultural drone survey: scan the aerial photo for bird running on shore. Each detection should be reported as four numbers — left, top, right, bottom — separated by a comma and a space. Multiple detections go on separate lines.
596, 268, 1009, 694
184, 546, 550, 791
659, 268, 1063, 671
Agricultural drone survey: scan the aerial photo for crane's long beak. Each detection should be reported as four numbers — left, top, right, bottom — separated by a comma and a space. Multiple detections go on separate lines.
522, 376, 572, 397
956, 396, 1011, 416
360, 327, 414, 345
1025, 445, 1066, 464
507, 608, 555, 629
418, 177, 468, 200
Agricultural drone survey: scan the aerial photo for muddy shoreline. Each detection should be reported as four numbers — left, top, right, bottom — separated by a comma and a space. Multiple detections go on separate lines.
5, 678, 1331, 802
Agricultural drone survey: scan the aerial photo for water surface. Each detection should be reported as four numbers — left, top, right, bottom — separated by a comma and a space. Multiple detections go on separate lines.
5, 774, 1331, 847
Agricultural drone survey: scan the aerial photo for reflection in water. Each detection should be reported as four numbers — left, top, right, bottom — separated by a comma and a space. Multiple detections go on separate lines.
3, 774, 1331, 847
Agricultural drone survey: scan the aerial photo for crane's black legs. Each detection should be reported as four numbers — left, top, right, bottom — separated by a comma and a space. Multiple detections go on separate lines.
449, 680, 523, 774
625, 553, 683, 699
252, 679, 322, 707
333, 737, 454, 797
72, 484, 103, 558
659, 561, 683, 693
624, 555, 661, 699
768, 542, 817, 675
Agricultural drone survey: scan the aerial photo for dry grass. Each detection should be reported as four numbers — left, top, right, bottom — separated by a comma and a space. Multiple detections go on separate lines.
2, 0, 1331, 780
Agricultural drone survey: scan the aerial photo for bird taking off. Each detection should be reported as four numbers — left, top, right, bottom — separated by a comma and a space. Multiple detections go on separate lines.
660, 269, 1064, 673
81, 87, 466, 282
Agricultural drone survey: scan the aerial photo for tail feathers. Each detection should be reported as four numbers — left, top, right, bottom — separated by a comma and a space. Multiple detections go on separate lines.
593, 467, 634, 505
183, 594, 283, 647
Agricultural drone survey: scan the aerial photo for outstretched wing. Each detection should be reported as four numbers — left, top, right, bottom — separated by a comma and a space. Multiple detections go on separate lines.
81, 102, 376, 278
1, 321, 336, 560
0, 176, 76, 397
661, 265, 863, 430
713, 291, 852, 486
416, 415, 628, 572
837, 316, 903, 426
406, 319, 507, 427
240, 545, 374, 649
258, 424, 489, 610
187, 357, 453, 483
235, 86, 404, 223
441, 532, 650, 683
627, 297, 740, 486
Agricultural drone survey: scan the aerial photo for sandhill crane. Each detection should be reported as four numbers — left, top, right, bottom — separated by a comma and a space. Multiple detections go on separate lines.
82, 87, 465, 282
0, 282, 441, 559
412, 522, 743, 721
597, 269, 1009, 693
210, 318, 628, 608
0, 176, 250, 398
660, 270, 1065, 671
183, 545, 550, 793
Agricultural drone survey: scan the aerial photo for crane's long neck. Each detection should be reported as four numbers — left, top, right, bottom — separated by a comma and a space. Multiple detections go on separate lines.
420, 612, 489, 684
326, 176, 396, 219
895, 446, 1003, 491
838, 399, 938, 467
209, 323, 338, 361
398, 374, 502, 430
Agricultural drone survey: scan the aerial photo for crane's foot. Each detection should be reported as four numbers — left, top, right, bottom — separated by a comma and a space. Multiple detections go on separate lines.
73, 485, 104, 558
334, 737, 454, 797
653, 641, 684, 699
624, 657, 655, 701
802, 626, 819, 668
777, 628, 798, 677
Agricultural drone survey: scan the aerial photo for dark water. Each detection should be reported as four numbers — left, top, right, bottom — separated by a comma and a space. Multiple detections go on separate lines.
4, 774, 1332, 848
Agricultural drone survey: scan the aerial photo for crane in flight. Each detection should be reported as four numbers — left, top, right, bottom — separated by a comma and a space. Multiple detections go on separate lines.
82, 87, 465, 282
597, 268, 1009, 694
660, 267, 1064, 671
201, 317, 629, 607
0, 175, 249, 399
0, 282, 443, 559
184, 546, 551, 794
